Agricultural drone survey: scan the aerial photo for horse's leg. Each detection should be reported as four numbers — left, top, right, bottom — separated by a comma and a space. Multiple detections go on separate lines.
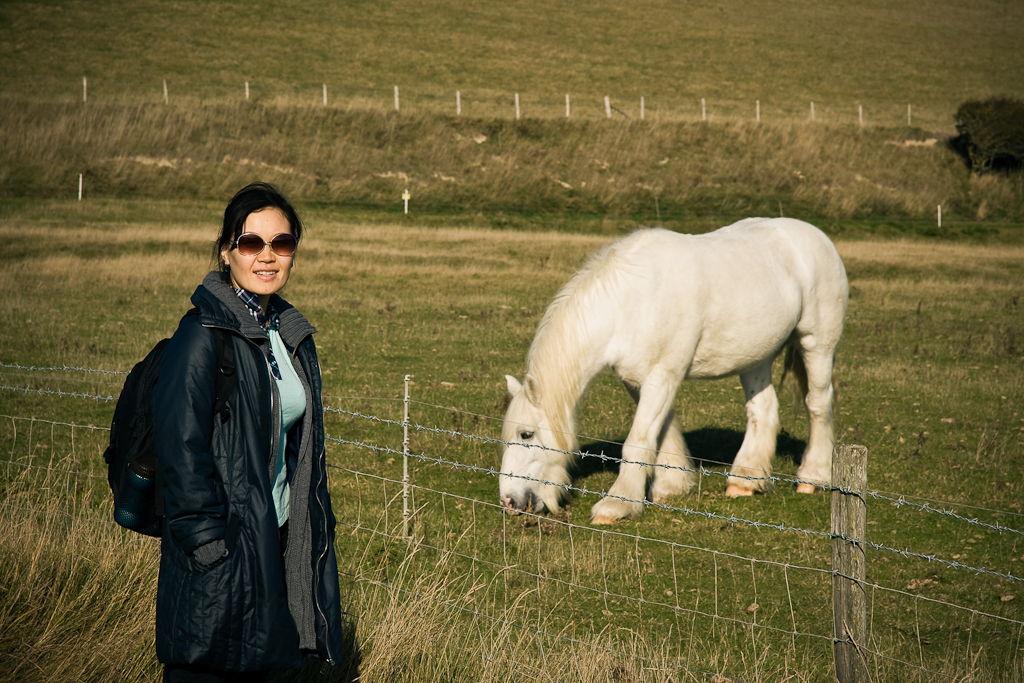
725, 359, 780, 497
650, 412, 696, 502
591, 373, 679, 524
795, 345, 837, 492
621, 381, 695, 504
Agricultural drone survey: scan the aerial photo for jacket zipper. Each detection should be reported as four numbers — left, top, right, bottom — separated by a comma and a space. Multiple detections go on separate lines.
267, 351, 281, 482
214, 321, 335, 663
298, 337, 337, 664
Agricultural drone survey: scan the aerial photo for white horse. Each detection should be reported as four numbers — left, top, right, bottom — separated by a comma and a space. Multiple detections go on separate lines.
499, 218, 848, 524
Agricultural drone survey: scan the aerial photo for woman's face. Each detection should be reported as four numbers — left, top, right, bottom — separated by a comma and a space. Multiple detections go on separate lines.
221, 208, 294, 309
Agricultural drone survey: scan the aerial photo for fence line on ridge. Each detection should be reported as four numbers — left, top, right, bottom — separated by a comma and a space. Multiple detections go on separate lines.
40, 77, 972, 130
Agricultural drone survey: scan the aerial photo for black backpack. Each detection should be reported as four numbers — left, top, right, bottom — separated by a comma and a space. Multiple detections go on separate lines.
104, 310, 237, 536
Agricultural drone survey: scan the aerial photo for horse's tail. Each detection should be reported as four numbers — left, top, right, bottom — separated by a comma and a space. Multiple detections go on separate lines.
780, 338, 809, 417
780, 338, 841, 430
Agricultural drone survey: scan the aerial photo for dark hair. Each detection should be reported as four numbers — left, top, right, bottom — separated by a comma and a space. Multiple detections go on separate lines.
213, 182, 303, 273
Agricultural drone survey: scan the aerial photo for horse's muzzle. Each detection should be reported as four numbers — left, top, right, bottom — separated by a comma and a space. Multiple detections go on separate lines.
500, 493, 535, 515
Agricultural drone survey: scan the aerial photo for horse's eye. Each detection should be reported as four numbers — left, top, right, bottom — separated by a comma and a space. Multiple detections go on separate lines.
519, 430, 534, 441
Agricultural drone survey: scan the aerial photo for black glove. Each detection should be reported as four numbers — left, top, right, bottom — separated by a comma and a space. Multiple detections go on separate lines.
193, 539, 228, 566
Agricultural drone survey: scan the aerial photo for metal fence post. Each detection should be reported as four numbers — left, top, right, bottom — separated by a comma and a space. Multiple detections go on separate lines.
402, 374, 411, 539
832, 444, 868, 683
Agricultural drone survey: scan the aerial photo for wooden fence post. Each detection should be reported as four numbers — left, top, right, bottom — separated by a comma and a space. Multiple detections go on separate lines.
832, 444, 868, 683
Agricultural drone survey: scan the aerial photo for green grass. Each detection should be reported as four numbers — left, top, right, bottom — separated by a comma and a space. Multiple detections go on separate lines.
1, 204, 1022, 681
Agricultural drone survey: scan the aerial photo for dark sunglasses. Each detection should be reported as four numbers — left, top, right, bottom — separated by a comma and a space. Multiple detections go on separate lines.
230, 233, 297, 257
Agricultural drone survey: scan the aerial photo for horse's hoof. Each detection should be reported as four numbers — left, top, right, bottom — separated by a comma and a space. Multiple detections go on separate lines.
725, 484, 755, 498
590, 514, 619, 525
795, 483, 817, 494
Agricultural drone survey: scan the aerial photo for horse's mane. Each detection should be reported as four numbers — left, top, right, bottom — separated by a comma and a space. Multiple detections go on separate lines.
525, 232, 646, 453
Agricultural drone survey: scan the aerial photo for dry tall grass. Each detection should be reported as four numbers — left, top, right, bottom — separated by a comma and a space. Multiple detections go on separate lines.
0, 457, 160, 682
0, 447, 717, 683
3, 98, 1022, 228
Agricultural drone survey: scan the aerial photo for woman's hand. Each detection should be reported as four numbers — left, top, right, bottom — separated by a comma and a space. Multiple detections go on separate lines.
193, 539, 228, 566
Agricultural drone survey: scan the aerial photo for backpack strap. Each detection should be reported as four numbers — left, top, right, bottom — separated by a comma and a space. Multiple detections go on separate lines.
211, 328, 237, 422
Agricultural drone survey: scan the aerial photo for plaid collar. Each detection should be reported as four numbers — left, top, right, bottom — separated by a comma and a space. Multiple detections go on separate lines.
233, 287, 280, 331
234, 287, 284, 380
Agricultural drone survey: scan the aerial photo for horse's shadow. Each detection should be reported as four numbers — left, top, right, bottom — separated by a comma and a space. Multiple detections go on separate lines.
574, 428, 806, 479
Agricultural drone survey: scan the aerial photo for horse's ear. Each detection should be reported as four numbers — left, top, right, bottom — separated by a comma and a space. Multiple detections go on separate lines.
523, 374, 541, 406
505, 375, 522, 396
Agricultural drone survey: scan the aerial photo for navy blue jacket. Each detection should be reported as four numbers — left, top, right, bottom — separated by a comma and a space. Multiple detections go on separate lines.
153, 272, 343, 671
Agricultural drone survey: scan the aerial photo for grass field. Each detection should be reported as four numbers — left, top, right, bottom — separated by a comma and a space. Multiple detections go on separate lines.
1, 203, 1022, 681
1, 0, 1022, 679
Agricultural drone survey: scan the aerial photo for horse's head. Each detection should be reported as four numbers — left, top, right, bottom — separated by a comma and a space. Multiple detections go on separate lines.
499, 374, 573, 515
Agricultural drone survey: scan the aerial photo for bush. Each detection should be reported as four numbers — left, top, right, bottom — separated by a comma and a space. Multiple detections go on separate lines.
952, 97, 1024, 173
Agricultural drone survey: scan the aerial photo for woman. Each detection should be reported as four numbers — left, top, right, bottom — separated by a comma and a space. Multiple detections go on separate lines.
153, 183, 343, 682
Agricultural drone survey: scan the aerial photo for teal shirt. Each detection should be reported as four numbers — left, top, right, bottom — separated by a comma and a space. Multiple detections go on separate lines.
269, 327, 306, 527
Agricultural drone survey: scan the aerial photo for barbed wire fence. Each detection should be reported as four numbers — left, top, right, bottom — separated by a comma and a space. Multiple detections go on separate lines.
2, 364, 1023, 682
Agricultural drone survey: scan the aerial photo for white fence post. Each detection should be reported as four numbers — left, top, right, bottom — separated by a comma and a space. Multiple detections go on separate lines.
515, 92, 520, 120
163, 78, 168, 105
323, 83, 327, 106
701, 97, 706, 122
832, 444, 868, 683
456, 90, 461, 116
565, 93, 570, 118
938, 205, 942, 228
78, 174, 83, 201
394, 85, 400, 111
604, 96, 611, 118
640, 96, 644, 120
756, 99, 760, 123
245, 81, 249, 101
83, 76, 87, 103
858, 104, 863, 127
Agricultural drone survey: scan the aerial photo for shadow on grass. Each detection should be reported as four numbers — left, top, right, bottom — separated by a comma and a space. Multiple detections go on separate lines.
573, 428, 806, 479
270, 612, 362, 682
